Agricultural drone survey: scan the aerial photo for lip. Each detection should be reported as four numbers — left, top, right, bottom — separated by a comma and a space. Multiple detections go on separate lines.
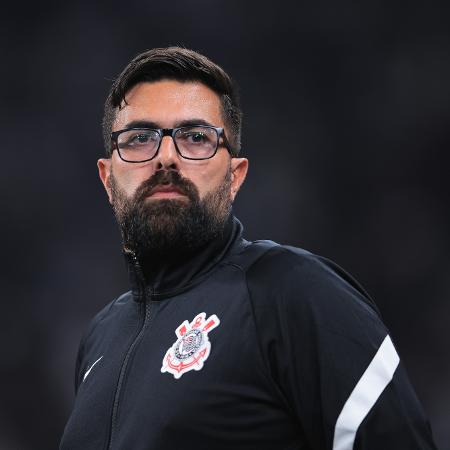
147, 184, 187, 199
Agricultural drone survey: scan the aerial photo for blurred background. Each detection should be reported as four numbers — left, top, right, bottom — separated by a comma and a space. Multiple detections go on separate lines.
1, 0, 449, 448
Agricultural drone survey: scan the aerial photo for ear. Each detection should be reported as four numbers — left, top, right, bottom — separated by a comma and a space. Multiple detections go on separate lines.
97, 158, 113, 204
229, 157, 249, 201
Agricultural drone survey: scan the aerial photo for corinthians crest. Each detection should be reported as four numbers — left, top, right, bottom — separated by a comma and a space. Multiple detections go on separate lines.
161, 312, 220, 379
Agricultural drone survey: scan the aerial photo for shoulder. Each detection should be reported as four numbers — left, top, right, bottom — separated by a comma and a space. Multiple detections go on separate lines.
81, 290, 134, 343
244, 242, 326, 277
240, 240, 359, 291
240, 241, 381, 323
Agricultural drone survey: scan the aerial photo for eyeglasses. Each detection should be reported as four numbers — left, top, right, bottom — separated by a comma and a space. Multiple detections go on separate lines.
110, 125, 234, 163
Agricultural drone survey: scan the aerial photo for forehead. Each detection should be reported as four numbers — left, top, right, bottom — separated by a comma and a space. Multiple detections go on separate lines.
113, 80, 223, 130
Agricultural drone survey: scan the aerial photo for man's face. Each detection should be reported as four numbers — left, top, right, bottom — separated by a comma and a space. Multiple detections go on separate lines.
97, 80, 248, 255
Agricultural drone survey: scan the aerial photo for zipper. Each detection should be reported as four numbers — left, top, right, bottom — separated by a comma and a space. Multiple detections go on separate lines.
106, 253, 153, 450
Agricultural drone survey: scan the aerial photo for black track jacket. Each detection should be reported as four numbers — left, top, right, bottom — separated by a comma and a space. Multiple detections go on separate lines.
60, 216, 436, 450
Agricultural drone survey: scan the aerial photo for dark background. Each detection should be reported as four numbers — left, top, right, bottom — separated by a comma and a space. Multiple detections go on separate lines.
1, 1, 449, 449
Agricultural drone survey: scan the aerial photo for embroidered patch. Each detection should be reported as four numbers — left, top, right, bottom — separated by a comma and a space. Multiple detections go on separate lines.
161, 312, 220, 379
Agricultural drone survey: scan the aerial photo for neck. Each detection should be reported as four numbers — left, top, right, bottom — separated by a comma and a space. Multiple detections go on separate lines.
125, 214, 242, 298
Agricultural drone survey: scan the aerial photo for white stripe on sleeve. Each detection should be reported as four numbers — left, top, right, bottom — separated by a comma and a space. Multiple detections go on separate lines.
332, 334, 400, 450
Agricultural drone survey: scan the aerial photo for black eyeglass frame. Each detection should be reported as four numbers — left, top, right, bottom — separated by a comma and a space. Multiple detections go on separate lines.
110, 125, 235, 163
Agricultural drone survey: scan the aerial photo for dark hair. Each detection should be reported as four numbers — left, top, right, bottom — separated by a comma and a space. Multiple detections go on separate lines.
102, 46, 242, 156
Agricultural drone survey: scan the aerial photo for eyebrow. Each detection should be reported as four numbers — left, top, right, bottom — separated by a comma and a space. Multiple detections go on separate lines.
122, 118, 216, 130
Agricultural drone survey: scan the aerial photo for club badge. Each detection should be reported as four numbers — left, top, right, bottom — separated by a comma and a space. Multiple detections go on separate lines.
161, 312, 220, 379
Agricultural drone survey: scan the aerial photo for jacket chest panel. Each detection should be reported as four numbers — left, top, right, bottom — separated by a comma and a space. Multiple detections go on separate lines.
62, 266, 302, 450
110, 268, 300, 449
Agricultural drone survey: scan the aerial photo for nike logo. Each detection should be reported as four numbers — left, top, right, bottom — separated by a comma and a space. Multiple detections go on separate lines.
83, 356, 103, 382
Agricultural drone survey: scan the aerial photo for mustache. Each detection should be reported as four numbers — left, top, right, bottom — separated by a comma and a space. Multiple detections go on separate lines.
134, 170, 200, 204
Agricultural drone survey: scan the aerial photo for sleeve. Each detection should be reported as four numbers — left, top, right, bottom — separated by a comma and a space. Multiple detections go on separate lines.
246, 248, 437, 450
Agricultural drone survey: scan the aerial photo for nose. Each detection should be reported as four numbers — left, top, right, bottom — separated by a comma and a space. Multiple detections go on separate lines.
155, 134, 180, 171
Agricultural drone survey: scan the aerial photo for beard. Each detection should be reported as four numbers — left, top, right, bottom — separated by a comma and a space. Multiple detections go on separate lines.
109, 167, 233, 259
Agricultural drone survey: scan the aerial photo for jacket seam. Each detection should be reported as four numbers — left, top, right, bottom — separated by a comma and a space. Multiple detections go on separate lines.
239, 265, 298, 415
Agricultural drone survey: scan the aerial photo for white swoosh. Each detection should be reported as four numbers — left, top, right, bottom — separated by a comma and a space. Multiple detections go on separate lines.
83, 356, 103, 382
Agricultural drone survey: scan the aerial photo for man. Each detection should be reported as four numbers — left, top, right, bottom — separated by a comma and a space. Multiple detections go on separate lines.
60, 47, 436, 450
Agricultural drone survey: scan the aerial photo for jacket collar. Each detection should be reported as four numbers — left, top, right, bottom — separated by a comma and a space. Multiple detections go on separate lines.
124, 214, 245, 301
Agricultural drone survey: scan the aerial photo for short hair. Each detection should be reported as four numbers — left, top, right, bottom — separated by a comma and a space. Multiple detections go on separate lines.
102, 46, 242, 156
